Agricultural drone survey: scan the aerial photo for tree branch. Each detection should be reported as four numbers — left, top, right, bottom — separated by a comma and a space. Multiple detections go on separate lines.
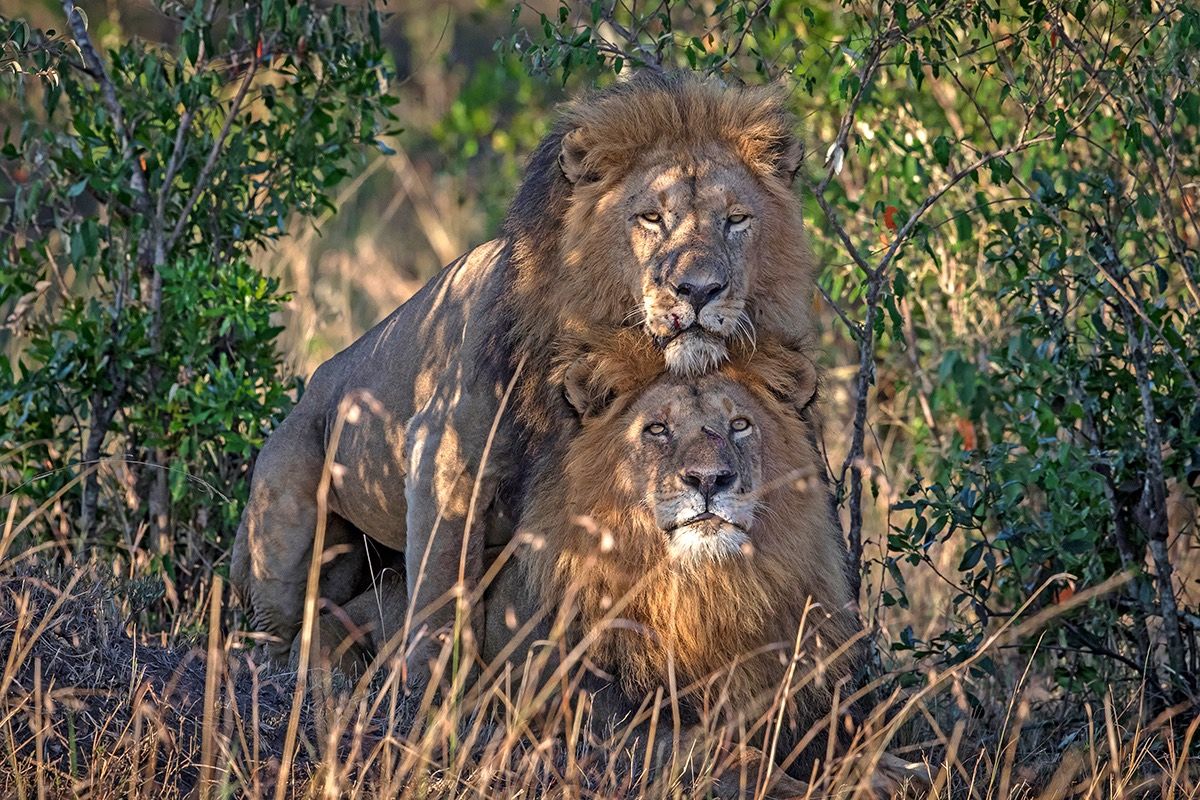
165, 48, 261, 254
61, 1, 150, 218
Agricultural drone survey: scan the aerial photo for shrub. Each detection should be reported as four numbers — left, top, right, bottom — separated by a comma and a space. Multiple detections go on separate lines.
0, 4, 396, 610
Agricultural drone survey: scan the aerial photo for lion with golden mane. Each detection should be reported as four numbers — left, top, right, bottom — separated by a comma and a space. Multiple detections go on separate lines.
312, 331, 871, 796
518, 330, 860, 792
231, 71, 821, 681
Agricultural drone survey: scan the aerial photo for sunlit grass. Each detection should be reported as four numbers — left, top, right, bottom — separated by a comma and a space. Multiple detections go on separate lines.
1, 483, 1197, 799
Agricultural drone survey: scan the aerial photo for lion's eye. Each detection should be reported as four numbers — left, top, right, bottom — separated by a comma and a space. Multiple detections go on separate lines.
638, 211, 663, 226
730, 417, 752, 433
727, 213, 751, 229
644, 422, 669, 437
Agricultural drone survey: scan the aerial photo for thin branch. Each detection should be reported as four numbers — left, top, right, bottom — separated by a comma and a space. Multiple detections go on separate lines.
61, 1, 150, 217
801, 178, 874, 277
1119, 299, 1190, 691
835, 126, 1055, 584
154, 108, 196, 260
816, 284, 859, 336
165, 49, 261, 253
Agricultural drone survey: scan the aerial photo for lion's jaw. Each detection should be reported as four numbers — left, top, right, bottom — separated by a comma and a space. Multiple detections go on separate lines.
668, 518, 750, 564
656, 488, 755, 565
660, 330, 731, 377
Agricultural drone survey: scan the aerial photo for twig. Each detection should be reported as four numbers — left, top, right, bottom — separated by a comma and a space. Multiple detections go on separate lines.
803, 180, 874, 276
61, 1, 149, 217
817, 284, 859, 336
165, 48, 261, 253
154, 108, 197, 263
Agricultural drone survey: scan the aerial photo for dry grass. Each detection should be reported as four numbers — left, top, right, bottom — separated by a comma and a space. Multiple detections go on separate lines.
1, 492, 1198, 799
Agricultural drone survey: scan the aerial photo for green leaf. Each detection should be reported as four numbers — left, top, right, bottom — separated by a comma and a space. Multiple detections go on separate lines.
1054, 110, 1069, 151
933, 134, 950, 167
989, 157, 1013, 184
959, 542, 984, 571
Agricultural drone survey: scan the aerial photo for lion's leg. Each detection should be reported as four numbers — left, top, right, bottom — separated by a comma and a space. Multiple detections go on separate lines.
273, 513, 369, 670
232, 426, 320, 659
402, 404, 499, 688
291, 569, 408, 678
231, 416, 366, 661
403, 471, 493, 687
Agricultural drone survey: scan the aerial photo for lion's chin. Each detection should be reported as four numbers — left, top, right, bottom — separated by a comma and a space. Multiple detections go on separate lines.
667, 521, 750, 565
661, 330, 729, 376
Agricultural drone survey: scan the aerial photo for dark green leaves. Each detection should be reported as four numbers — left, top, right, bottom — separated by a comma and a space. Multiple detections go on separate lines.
933, 134, 950, 167
0, 4, 397, 605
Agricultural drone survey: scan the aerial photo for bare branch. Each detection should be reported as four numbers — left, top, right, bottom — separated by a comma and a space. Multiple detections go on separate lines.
61, 1, 150, 218
155, 110, 196, 248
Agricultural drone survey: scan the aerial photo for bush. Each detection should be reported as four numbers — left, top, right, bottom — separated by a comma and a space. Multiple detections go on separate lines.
0, 4, 396, 610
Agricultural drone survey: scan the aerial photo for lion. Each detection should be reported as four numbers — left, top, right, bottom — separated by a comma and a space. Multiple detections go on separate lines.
519, 331, 863, 781
230, 71, 822, 683
299, 332, 893, 797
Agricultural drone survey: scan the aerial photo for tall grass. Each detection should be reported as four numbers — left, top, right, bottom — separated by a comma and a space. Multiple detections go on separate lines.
2, 480, 1198, 799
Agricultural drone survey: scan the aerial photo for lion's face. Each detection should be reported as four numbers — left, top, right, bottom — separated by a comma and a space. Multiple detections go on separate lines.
617, 147, 768, 376
555, 86, 808, 377
604, 372, 768, 564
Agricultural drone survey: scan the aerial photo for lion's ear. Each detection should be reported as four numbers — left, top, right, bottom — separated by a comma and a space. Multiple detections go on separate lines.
563, 355, 617, 420
558, 128, 590, 185
774, 134, 804, 186
767, 354, 819, 416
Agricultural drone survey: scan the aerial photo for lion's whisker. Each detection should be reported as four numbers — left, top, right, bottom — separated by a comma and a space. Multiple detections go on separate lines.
734, 310, 758, 355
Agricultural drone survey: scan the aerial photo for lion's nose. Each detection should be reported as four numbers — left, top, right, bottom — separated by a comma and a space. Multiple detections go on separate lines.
681, 467, 737, 503
674, 280, 727, 312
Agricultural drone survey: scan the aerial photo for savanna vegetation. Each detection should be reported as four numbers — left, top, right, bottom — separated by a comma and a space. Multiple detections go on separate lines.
1, 0, 1198, 797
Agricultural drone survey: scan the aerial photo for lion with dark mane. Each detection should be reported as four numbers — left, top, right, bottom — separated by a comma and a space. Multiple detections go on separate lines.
231, 71, 822, 682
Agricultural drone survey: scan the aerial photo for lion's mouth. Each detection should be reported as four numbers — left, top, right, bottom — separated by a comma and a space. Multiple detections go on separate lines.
657, 326, 720, 350
668, 512, 741, 533
655, 328, 691, 346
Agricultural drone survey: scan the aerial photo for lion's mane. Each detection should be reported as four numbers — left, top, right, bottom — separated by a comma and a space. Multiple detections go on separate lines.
521, 329, 862, 732
499, 72, 819, 470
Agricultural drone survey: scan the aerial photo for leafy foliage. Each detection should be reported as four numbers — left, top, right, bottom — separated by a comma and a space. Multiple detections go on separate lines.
0, 5, 395, 604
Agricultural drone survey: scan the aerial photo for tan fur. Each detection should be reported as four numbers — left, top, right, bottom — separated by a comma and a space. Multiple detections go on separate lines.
231, 72, 823, 685
524, 330, 860, 732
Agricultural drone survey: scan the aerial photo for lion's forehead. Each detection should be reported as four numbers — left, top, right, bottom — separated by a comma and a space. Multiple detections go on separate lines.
629, 151, 760, 209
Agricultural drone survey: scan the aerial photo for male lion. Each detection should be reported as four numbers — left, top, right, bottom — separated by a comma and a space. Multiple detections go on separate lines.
307, 332, 897, 797
231, 71, 821, 681
518, 331, 862, 781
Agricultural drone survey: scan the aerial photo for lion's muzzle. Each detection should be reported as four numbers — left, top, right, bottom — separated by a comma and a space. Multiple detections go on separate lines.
643, 250, 743, 375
